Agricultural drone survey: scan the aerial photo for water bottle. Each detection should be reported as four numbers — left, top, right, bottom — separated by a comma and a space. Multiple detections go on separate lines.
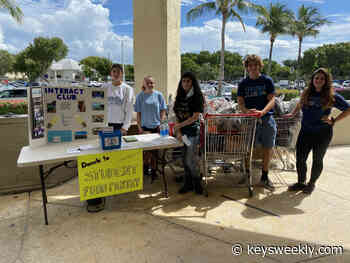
160, 120, 169, 137
160, 122, 164, 136
164, 120, 169, 136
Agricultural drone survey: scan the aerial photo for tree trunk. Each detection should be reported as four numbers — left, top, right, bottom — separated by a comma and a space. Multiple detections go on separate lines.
268, 37, 275, 75
296, 36, 303, 79
218, 15, 226, 97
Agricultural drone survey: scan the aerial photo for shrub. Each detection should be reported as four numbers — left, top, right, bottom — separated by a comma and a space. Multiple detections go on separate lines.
337, 89, 350, 100
232, 88, 300, 101
275, 89, 300, 101
0, 102, 28, 115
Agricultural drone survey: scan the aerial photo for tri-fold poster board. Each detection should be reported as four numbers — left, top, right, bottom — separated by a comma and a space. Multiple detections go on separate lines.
28, 85, 108, 147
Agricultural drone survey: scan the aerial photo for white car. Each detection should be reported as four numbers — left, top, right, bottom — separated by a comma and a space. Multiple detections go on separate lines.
0, 88, 27, 101
88, 81, 102, 87
342, 80, 350, 87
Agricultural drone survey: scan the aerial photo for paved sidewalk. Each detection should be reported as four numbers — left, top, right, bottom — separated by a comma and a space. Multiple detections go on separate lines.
1, 146, 349, 263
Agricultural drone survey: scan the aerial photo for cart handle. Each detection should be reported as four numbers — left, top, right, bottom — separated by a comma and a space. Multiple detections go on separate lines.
205, 113, 260, 118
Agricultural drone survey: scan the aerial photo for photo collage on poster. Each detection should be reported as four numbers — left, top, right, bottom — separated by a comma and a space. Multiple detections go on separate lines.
91, 89, 107, 136
30, 88, 45, 140
43, 86, 108, 143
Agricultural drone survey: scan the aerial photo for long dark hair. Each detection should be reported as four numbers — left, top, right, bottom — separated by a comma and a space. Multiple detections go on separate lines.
175, 72, 204, 104
301, 67, 334, 109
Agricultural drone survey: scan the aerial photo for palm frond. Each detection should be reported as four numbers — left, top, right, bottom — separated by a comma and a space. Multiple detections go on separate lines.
229, 9, 246, 32
186, 2, 217, 23
291, 4, 331, 39
0, 0, 23, 23
234, 0, 250, 15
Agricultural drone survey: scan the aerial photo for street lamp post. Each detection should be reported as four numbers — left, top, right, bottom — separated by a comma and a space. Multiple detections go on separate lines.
120, 39, 126, 82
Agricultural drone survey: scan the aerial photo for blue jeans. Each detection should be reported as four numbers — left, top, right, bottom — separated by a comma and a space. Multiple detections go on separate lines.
182, 134, 200, 180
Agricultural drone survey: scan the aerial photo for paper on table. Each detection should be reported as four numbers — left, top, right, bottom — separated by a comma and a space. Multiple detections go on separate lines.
67, 144, 96, 153
79, 144, 96, 150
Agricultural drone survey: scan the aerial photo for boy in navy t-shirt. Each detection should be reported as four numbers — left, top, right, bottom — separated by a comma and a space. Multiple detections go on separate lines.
237, 54, 277, 191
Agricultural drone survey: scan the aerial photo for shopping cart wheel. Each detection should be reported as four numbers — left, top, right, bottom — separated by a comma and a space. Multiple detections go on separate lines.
248, 187, 253, 197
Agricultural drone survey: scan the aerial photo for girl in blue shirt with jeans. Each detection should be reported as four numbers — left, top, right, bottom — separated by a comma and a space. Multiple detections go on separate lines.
286, 68, 350, 194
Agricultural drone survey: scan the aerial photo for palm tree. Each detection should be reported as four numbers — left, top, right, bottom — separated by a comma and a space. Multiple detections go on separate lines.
0, 0, 23, 23
290, 5, 330, 71
255, 2, 293, 74
187, 0, 258, 95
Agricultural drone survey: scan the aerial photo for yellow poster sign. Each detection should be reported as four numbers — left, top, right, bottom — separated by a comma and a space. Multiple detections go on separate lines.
77, 149, 143, 201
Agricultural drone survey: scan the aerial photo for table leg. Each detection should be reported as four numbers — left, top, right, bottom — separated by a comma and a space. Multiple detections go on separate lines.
160, 150, 168, 198
39, 165, 49, 225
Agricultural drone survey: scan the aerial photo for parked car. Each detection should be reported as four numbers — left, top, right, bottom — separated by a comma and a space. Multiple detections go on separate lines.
333, 82, 344, 91
342, 80, 350, 87
0, 88, 27, 103
278, 80, 289, 89
88, 81, 102, 87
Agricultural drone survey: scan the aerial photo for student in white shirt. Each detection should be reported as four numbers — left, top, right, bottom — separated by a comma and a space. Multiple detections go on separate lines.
87, 63, 134, 213
105, 64, 134, 135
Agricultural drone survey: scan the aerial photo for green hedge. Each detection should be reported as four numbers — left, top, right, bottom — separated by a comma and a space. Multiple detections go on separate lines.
232, 89, 300, 101
0, 102, 28, 115
337, 89, 350, 100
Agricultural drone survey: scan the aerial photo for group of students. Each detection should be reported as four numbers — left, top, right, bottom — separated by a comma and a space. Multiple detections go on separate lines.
87, 55, 350, 212
87, 64, 205, 212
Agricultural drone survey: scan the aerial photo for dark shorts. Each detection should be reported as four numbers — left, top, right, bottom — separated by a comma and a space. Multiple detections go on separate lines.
255, 115, 277, 148
142, 126, 159, 133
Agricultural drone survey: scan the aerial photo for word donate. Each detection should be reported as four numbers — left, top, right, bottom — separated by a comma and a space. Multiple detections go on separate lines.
77, 149, 143, 201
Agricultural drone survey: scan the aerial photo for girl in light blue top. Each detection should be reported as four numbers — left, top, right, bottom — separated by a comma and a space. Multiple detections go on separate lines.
134, 76, 167, 178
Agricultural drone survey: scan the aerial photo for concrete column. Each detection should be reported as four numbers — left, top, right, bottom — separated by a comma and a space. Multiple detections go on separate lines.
133, 0, 181, 102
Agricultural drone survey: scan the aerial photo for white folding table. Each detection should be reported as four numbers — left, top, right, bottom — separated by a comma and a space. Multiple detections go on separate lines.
17, 134, 183, 225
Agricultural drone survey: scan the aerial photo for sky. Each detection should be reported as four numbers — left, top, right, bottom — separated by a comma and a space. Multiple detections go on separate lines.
0, 0, 350, 65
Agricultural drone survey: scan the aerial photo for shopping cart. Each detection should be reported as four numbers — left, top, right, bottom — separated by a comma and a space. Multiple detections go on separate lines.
273, 116, 301, 170
203, 113, 258, 197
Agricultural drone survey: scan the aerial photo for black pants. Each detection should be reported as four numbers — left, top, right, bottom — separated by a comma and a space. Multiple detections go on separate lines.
296, 126, 333, 185
87, 123, 123, 206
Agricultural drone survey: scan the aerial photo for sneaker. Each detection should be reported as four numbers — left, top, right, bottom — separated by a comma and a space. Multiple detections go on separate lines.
87, 197, 105, 213
260, 179, 275, 191
288, 182, 306, 192
302, 183, 315, 194
193, 179, 203, 195
144, 166, 151, 177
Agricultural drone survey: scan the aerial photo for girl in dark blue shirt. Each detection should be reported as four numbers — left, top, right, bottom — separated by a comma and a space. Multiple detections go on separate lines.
286, 68, 350, 194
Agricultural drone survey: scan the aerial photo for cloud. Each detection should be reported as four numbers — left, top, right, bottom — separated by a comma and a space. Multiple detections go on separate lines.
117, 20, 133, 26
181, 0, 210, 7
181, 17, 350, 63
0, 0, 133, 64
181, 19, 298, 62
297, 0, 325, 4
91, 0, 109, 4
